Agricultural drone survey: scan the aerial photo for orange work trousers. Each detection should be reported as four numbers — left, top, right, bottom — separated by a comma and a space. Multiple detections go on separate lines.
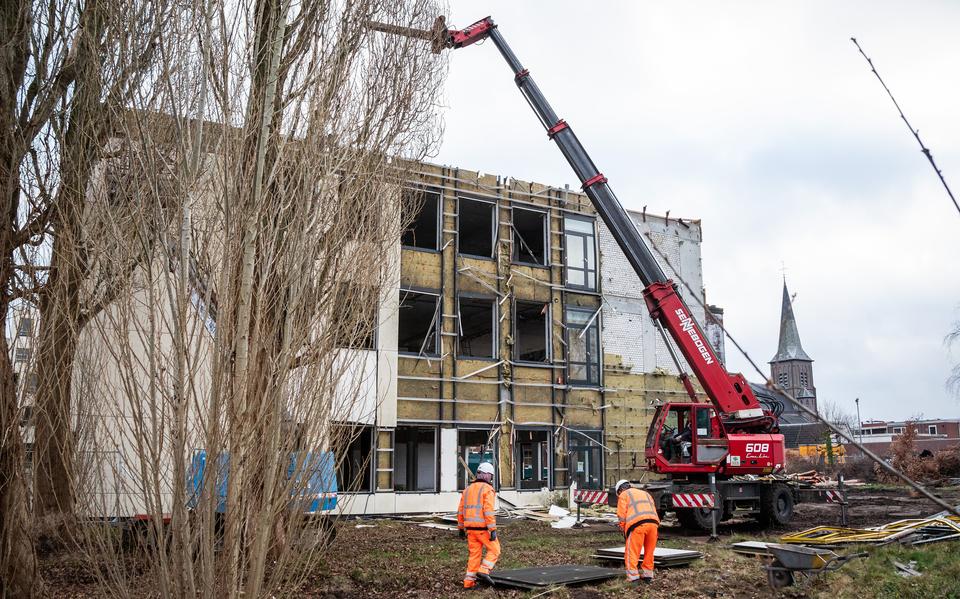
463, 529, 501, 588
624, 522, 658, 581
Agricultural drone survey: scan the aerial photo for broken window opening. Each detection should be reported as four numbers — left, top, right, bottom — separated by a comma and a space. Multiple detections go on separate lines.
401, 188, 440, 250
512, 207, 547, 265
332, 284, 378, 350
514, 300, 549, 363
564, 216, 597, 290
335, 424, 373, 493
566, 307, 601, 386
569, 430, 603, 490
394, 426, 437, 492
458, 296, 496, 359
458, 429, 497, 490
17, 318, 32, 337
458, 197, 496, 258
398, 290, 440, 355
516, 429, 551, 490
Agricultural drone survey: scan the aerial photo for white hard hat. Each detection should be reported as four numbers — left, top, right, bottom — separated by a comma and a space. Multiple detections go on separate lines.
477, 462, 495, 475
615, 479, 631, 494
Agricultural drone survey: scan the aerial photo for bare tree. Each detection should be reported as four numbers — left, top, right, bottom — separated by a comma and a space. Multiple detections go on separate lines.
1, 2, 87, 593
28, 1, 172, 536
59, 0, 446, 597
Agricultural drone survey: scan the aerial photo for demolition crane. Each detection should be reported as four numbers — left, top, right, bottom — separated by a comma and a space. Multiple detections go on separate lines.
370, 15, 844, 529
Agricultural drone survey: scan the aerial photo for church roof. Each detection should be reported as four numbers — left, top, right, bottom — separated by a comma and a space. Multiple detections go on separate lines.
770, 282, 812, 363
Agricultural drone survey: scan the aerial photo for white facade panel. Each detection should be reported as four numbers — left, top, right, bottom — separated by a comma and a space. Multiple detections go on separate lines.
599, 212, 708, 375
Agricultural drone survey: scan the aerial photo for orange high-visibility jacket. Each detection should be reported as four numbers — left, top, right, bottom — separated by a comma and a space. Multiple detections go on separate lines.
617, 487, 660, 534
458, 480, 497, 531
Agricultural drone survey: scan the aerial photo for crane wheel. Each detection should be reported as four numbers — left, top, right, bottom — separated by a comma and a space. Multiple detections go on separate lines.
675, 506, 715, 530
757, 484, 794, 527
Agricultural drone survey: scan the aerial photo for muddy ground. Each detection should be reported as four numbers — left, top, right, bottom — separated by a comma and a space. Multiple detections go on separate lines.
42, 485, 960, 598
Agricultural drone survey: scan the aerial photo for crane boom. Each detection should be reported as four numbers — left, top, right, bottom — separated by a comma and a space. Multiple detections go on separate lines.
445, 17, 769, 424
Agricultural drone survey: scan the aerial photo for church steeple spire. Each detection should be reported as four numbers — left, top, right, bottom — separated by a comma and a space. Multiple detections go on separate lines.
771, 281, 811, 363
769, 281, 817, 413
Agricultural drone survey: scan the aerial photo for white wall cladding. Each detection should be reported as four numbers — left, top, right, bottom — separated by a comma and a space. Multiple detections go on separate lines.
599, 213, 707, 375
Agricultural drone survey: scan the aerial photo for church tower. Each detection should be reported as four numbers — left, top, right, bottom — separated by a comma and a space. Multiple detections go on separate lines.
769, 282, 817, 413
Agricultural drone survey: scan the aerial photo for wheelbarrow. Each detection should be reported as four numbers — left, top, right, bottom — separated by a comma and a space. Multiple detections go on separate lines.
764, 543, 867, 589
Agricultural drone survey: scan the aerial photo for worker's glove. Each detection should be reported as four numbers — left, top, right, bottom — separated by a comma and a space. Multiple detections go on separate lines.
489, 530, 497, 541
459, 529, 466, 539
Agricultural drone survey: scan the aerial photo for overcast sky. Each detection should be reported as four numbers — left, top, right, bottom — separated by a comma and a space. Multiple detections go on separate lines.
435, 1, 960, 422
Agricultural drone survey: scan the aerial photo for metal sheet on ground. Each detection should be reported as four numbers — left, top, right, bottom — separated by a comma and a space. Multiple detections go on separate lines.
730, 541, 774, 556
486, 565, 620, 589
592, 546, 703, 566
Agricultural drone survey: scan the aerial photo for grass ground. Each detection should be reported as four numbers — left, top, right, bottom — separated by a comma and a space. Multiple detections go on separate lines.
40, 486, 960, 597
301, 517, 960, 598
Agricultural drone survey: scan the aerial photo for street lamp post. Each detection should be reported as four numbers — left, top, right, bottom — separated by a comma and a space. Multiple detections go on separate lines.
855, 397, 862, 445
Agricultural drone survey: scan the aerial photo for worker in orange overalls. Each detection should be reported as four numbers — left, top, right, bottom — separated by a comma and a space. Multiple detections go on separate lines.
615, 479, 660, 584
457, 461, 500, 589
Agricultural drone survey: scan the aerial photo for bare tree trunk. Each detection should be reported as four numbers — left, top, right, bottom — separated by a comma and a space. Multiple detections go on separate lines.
0, 1, 39, 594
32, 0, 106, 526
0, 334, 36, 598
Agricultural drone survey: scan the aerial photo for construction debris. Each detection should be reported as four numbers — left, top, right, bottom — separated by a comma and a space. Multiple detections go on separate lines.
892, 560, 922, 578
551, 516, 578, 529
781, 513, 960, 546
592, 546, 703, 567
486, 565, 619, 590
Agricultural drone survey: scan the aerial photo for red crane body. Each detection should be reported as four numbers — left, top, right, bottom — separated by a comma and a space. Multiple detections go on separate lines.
375, 16, 786, 480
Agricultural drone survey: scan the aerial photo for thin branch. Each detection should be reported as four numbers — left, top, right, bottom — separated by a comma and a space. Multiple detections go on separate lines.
851, 37, 959, 217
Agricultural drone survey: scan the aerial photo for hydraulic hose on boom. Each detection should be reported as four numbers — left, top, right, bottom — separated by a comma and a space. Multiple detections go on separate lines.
369, 16, 775, 430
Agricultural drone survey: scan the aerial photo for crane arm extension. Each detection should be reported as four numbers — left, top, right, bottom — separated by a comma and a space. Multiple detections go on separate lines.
419, 17, 766, 421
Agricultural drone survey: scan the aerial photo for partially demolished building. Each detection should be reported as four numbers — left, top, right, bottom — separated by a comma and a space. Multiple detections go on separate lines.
337, 162, 720, 513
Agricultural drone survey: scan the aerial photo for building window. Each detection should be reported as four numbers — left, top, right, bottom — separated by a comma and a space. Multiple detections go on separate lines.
569, 430, 603, 490
929, 425, 938, 436
512, 207, 547, 265
457, 296, 496, 359
514, 301, 549, 363
566, 307, 601, 386
892, 427, 905, 434
398, 291, 439, 355
564, 216, 596, 290
799, 371, 809, 388
17, 318, 33, 337
394, 427, 436, 492
458, 429, 496, 490
25, 373, 37, 395
777, 372, 788, 388
14, 348, 31, 363
516, 429, 550, 490
401, 188, 440, 250
336, 425, 373, 493
458, 197, 496, 258
19, 405, 33, 427
332, 284, 377, 350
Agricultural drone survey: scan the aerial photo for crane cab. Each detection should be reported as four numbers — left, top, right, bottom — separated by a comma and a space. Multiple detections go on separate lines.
645, 403, 785, 477
645, 403, 728, 476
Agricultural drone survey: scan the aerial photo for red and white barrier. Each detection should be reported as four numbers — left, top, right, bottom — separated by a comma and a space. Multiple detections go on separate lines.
671, 493, 715, 509
574, 489, 609, 505
824, 490, 845, 504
